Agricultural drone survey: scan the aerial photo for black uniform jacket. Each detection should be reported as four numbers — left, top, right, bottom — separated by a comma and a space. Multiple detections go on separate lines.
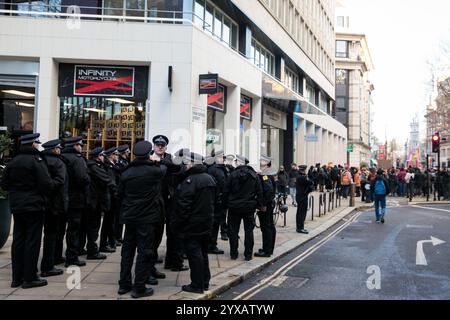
258, 172, 276, 207
61, 147, 90, 210
296, 174, 314, 199
207, 164, 228, 208
1, 146, 54, 214
173, 164, 216, 238
87, 159, 115, 212
118, 159, 167, 225
223, 165, 264, 211
42, 150, 69, 214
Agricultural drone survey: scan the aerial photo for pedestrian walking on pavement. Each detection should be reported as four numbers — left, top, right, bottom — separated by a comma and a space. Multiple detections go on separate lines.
223, 155, 264, 261
255, 155, 276, 258
295, 165, 314, 234
40, 139, 68, 278
370, 169, 390, 224
288, 164, 299, 206
1, 133, 55, 289
118, 141, 167, 298
173, 152, 216, 294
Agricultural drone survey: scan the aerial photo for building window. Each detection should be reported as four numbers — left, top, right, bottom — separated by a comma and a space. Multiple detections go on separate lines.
193, 0, 239, 50
240, 94, 252, 120
251, 38, 275, 76
336, 40, 349, 58
336, 69, 348, 85
207, 84, 226, 112
284, 67, 300, 93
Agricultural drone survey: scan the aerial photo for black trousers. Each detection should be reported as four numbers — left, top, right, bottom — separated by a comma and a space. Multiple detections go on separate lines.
210, 205, 225, 249
257, 205, 275, 254
114, 210, 124, 241
54, 212, 67, 260
119, 223, 155, 291
80, 204, 103, 255
40, 210, 62, 272
228, 209, 255, 258
100, 206, 116, 248
183, 235, 211, 290
11, 211, 44, 283
296, 196, 308, 231
164, 214, 183, 268
65, 209, 82, 263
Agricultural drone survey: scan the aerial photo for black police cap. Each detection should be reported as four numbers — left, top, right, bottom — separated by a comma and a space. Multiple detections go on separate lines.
104, 147, 118, 156
65, 136, 84, 147
134, 141, 153, 157
152, 135, 169, 146
117, 144, 130, 153
19, 133, 41, 145
42, 139, 62, 150
90, 147, 104, 158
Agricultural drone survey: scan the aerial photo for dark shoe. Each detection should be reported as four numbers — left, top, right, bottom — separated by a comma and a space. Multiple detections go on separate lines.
297, 229, 309, 234
22, 278, 48, 289
146, 276, 158, 286
65, 260, 86, 267
115, 240, 122, 247
99, 246, 116, 253
381, 215, 385, 224
254, 251, 271, 258
230, 254, 238, 260
220, 234, 229, 241
118, 286, 132, 295
171, 265, 189, 272
78, 248, 87, 256
40, 268, 64, 277
208, 247, 225, 255
258, 248, 264, 253
11, 280, 23, 288
131, 288, 154, 299
182, 284, 204, 294
86, 253, 107, 260
244, 256, 253, 261
54, 257, 66, 265
151, 270, 166, 279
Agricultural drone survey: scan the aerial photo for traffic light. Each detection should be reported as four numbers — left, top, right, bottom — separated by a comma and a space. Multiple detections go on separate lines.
432, 133, 440, 153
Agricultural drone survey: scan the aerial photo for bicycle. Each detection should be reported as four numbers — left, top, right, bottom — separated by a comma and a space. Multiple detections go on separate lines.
273, 192, 289, 227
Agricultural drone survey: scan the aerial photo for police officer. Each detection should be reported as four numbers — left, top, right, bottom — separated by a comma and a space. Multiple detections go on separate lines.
100, 147, 120, 252
221, 154, 236, 241
151, 135, 187, 275
115, 144, 130, 244
83, 147, 116, 260
173, 152, 216, 294
118, 141, 167, 298
61, 136, 90, 267
255, 155, 276, 258
206, 150, 228, 255
296, 165, 314, 234
223, 155, 263, 261
40, 139, 68, 278
1, 133, 54, 288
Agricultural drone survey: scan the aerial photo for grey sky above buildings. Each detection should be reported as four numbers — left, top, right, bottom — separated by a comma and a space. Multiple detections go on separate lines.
339, 0, 450, 145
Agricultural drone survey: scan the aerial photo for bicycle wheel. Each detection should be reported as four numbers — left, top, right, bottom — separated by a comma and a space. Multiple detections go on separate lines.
273, 205, 280, 225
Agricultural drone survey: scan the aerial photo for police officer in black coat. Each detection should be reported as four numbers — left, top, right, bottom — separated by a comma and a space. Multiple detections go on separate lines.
255, 155, 276, 258
1, 133, 54, 288
221, 154, 236, 240
100, 147, 120, 252
82, 147, 116, 260
205, 150, 228, 255
61, 136, 90, 267
40, 139, 68, 278
223, 155, 264, 261
115, 144, 130, 243
118, 141, 167, 299
296, 165, 314, 234
151, 135, 187, 275
173, 152, 216, 294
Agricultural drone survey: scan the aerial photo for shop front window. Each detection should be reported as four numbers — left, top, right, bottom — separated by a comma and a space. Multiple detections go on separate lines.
59, 97, 146, 158
206, 84, 226, 156
239, 94, 252, 159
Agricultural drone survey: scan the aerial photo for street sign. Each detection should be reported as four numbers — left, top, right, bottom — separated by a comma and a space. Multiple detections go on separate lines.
305, 134, 318, 142
199, 73, 218, 95
347, 143, 354, 153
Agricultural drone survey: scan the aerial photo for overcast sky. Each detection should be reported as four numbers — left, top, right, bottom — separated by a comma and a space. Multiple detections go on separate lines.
338, 0, 450, 145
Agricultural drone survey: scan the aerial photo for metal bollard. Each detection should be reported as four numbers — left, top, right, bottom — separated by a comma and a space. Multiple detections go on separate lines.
349, 183, 355, 207
328, 192, 333, 212
309, 195, 315, 221
323, 193, 327, 214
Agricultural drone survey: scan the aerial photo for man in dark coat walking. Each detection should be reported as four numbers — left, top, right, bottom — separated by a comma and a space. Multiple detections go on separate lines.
173, 152, 216, 294
296, 165, 314, 234
40, 139, 68, 278
61, 136, 90, 267
118, 141, 167, 299
223, 155, 263, 261
1, 133, 54, 288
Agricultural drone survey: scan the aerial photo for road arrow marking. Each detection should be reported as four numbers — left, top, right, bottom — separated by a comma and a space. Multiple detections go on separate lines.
416, 236, 446, 266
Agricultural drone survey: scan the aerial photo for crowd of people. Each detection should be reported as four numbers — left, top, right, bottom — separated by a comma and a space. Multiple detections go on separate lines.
0, 133, 317, 298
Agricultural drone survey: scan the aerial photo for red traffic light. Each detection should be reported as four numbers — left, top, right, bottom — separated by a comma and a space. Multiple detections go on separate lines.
432, 135, 440, 142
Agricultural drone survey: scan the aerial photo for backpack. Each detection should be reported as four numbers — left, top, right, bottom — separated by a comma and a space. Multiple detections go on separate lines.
342, 172, 350, 185
374, 180, 386, 195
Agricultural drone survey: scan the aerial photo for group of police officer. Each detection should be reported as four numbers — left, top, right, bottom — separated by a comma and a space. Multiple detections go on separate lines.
1, 132, 313, 298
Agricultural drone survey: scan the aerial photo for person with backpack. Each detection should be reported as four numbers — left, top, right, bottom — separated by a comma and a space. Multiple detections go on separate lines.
360, 168, 368, 202
370, 169, 390, 224
340, 168, 352, 199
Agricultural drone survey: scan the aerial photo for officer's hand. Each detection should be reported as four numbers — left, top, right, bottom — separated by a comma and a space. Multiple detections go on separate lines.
150, 154, 161, 162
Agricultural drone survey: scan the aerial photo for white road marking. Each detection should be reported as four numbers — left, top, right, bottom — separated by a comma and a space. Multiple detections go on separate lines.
406, 225, 434, 229
233, 211, 362, 300
412, 205, 450, 213
416, 237, 446, 266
